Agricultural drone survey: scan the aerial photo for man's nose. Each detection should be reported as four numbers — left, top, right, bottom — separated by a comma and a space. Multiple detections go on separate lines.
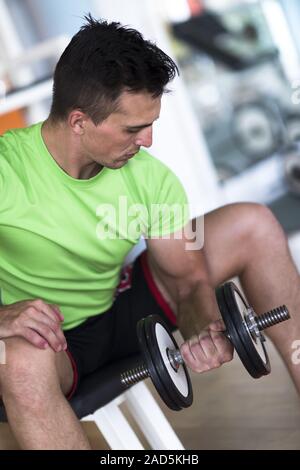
135, 126, 153, 148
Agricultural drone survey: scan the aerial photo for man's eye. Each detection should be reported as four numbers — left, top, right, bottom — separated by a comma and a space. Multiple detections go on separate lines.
126, 129, 139, 134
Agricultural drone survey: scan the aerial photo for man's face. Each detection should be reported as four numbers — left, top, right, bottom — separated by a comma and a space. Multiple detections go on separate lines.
81, 91, 161, 169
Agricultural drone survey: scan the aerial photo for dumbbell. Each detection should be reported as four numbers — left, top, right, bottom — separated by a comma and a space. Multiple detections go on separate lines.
120, 281, 290, 411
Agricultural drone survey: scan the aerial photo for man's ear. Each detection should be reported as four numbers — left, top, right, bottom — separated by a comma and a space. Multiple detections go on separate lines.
68, 110, 90, 135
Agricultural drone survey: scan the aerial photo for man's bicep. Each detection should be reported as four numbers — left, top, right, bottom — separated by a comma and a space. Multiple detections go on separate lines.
146, 222, 210, 288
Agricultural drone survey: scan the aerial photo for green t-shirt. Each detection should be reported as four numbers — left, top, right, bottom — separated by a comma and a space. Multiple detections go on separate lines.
0, 123, 189, 329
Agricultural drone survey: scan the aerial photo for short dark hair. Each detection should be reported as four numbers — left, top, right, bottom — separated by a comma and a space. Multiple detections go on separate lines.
50, 14, 179, 124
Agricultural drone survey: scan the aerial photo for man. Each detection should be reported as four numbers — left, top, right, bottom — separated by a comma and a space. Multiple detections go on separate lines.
0, 15, 299, 450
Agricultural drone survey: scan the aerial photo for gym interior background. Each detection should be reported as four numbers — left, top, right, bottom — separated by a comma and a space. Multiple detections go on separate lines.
1, 0, 300, 450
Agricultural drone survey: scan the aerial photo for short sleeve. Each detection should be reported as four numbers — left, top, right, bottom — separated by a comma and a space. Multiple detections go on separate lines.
145, 161, 190, 238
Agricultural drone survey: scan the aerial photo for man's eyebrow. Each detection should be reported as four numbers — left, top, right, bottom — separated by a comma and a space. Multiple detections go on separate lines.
125, 117, 160, 130
125, 123, 152, 130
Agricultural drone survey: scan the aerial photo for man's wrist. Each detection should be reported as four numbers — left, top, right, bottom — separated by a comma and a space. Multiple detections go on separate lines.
177, 280, 220, 339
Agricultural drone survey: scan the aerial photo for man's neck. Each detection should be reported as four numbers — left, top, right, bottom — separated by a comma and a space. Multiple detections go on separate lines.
41, 119, 102, 180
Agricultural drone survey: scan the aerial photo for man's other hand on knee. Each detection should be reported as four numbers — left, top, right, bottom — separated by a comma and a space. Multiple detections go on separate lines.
0, 300, 67, 352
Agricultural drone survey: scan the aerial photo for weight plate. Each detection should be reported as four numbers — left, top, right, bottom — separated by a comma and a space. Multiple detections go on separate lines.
155, 322, 190, 397
137, 315, 193, 410
145, 316, 193, 410
284, 149, 300, 196
137, 317, 180, 411
231, 100, 282, 160
216, 282, 270, 378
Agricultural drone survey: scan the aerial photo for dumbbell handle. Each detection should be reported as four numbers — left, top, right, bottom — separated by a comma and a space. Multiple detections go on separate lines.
120, 304, 289, 387
169, 304, 290, 366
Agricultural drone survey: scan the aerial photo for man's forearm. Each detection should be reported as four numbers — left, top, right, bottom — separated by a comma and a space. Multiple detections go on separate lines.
177, 281, 221, 340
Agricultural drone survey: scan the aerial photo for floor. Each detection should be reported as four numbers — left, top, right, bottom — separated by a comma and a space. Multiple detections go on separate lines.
160, 341, 300, 450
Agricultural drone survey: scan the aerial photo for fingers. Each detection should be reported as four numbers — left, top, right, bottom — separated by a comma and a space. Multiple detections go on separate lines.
52, 304, 64, 322
210, 330, 234, 362
32, 300, 64, 324
16, 301, 66, 352
22, 318, 66, 352
180, 329, 233, 373
30, 311, 67, 351
20, 326, 50, 350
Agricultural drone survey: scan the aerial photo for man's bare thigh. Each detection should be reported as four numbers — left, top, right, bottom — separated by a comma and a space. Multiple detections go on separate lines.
0, 344, 74, 400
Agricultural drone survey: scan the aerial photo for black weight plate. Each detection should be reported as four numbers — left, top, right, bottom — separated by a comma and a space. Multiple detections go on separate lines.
216, 282, 270, 378
225, 283, 270, 376
137, 316, 181, 410
216, 283, 261, 378
137, 315, 193, 410
144, 315, 193, 410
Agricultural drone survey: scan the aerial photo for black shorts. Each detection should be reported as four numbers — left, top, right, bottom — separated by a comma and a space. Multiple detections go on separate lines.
65, 250, 177, 398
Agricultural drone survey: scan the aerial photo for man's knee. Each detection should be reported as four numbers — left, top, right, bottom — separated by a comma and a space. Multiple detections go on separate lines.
229, 202, 286, 247
0, 337, 60, 405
